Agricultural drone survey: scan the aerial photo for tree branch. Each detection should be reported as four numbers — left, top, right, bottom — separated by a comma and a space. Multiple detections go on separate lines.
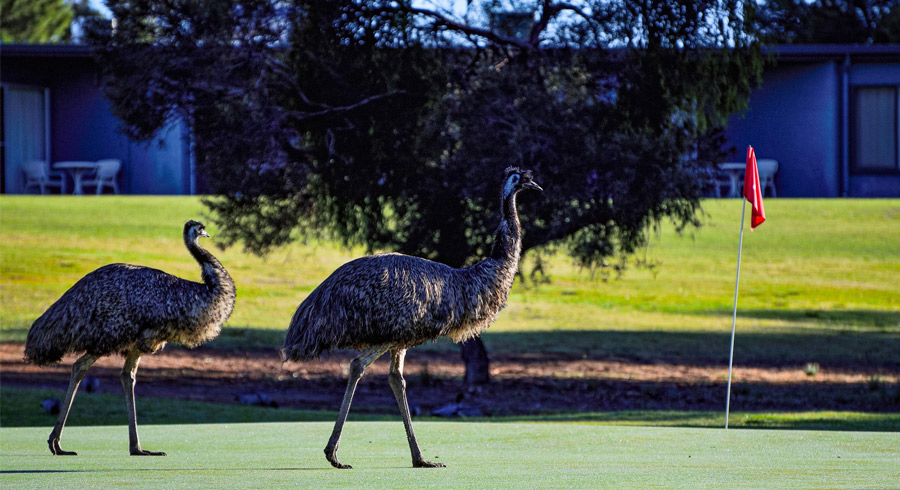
367, 4, 536, 50
281, 90, 407, 124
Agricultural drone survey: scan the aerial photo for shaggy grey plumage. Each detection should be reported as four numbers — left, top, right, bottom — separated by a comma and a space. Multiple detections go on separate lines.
282, 167, 542, 469
25, 220, 235, 456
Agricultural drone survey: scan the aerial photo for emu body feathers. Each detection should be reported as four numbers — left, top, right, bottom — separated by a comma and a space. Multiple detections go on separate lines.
25, 262, 232, 365
283, 251, 516, 360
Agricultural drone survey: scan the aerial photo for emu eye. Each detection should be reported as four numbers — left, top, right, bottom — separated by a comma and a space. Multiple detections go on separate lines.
511, 174, 520, 185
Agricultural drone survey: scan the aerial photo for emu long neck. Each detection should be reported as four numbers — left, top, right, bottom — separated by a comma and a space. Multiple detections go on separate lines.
490, 191, 523, 263
185, 235, 234, 295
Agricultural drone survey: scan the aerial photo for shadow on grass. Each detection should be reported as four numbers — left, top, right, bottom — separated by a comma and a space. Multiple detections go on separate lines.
209, 309, 899, 369
0, 468, 328, 474
698, 308, 900, 329
490, 410, 900, 432
6, 312, 896, 369
4, 380, 898, 432
0, 387, 385, 428
0, 327, 288, 350
483, 330, 898, 370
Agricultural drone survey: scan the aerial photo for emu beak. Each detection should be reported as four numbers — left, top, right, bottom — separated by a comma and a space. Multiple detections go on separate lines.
523, 181, 543, 192
200, 230, 211, 238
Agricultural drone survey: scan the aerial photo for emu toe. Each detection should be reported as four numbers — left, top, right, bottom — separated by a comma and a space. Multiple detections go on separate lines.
324, 448, 351, 469
49, 438, 76, 456
414, 459, 446, 468
131, 448, 167, 456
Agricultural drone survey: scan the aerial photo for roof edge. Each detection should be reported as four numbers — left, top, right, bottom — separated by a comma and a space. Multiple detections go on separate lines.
3, 42, 899, 61
764, 43, 900, 61
0, 43, 94, 58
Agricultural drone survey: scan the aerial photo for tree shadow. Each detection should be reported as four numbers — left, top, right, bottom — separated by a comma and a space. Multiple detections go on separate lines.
479, 328, 899, 370
0, 467, 328, 474
697, 308, 900, 329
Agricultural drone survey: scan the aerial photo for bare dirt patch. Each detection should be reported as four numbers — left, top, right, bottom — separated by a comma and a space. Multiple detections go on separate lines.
2, 343, 897, 416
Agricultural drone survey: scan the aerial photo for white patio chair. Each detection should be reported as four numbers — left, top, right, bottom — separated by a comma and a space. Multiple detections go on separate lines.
22, 160, 67, 194
712, 169, 731, 198
756, 159, 778, 197
82, 159, 121, 194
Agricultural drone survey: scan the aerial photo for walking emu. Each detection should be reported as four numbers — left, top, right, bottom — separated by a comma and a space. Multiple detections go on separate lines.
25, 220, 235, 456
282, 167, 542, 469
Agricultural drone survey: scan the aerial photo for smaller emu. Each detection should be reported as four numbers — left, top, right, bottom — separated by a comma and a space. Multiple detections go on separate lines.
282, 167, 542, 469
25, 220, 235, 456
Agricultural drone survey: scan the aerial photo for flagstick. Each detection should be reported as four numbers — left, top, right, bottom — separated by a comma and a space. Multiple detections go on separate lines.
725, 199, 747, 429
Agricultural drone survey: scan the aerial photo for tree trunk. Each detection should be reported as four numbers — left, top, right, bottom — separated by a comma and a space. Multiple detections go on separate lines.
460, 337, 490, 385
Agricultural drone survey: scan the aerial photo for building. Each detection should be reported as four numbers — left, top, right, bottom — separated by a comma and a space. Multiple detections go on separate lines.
1, 44, 194, 195
3, 43, 898, 197
725, 44, 900, 197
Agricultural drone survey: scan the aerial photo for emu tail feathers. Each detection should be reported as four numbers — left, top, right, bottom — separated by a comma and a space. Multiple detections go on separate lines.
24, 318, 68, 366
282, 299, 330, 362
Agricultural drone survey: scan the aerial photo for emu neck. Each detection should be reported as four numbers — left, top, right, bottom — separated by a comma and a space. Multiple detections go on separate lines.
490, 191, 522, 263
185, 236, 232, 293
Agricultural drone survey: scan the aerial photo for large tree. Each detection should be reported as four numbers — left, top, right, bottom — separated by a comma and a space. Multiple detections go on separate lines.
89, 0, 762, 385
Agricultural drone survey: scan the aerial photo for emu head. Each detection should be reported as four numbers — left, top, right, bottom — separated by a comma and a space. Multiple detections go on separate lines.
502, 167, 543, 199
184, 220, 211, 241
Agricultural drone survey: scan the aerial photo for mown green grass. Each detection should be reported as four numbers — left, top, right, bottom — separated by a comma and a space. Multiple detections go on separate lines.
2, 196, 897, 367
1, 421, 897, 489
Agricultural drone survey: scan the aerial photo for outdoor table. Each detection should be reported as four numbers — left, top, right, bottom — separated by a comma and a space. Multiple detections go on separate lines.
53, 161, 99, 195
716, 162, 745, 198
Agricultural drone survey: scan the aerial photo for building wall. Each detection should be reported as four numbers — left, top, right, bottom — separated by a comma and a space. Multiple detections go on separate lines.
1, 51, 191, 194
726, 54, 900, 198
847, 62, 900, 197
726, 62, 841, 197
126, 121, 192, 195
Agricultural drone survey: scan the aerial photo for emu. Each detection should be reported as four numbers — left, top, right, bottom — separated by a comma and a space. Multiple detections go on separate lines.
24, 220, 235, 456
282, 167, 542, 469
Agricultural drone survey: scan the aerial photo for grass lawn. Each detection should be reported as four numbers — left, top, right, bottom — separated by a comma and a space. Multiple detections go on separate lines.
1, 196, 897, 368
1, 421, 897, 489
1, 196, 898, 487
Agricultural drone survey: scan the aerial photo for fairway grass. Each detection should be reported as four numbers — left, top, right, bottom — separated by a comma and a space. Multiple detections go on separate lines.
2, 197, 897, 366
1, 196, 898, 444
1, 422, 897, 489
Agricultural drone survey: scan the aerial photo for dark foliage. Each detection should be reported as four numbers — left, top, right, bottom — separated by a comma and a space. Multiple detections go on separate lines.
754, 0, 900, 44
88, 0, 763, 382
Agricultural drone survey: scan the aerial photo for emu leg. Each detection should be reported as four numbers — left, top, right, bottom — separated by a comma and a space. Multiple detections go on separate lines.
324, 345, 388, 469
389, 349, 445, 468
48, 353, 99, 455
121, 350, 165, 456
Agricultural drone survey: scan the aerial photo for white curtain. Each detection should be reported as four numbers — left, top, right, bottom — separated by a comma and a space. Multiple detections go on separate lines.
854, 87, 897, 170
3, 86, 47, 193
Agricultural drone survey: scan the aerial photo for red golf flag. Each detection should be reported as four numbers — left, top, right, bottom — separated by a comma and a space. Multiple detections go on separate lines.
743, 146, 766, 231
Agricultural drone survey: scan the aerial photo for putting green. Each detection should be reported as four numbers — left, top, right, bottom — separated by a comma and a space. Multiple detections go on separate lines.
1, 422, 896, 488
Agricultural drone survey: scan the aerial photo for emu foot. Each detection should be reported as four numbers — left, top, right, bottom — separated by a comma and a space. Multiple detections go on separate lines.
49, 437, 76, 456
324, 446, 351, 469
413, 459, 446, 468
130, 447, 167, 456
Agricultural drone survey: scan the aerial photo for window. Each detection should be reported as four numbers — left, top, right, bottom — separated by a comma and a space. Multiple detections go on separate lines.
852, 86, 900, 172
1, 84, 50, 193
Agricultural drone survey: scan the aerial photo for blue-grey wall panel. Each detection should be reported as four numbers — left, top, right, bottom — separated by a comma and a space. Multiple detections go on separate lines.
726, 62, 840, 197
